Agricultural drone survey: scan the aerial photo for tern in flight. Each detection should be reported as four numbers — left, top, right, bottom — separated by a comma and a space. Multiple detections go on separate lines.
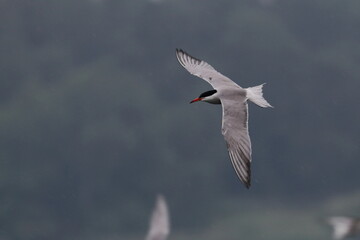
176, 49, 272, 188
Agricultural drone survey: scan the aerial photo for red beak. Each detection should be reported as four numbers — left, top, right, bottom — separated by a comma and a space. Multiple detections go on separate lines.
190, 97, 202, 104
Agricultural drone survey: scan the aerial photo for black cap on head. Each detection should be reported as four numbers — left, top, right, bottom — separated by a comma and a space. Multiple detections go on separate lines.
199, 90, 217, 98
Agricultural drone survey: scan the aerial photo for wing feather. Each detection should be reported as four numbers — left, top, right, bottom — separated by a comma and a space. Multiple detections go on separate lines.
221, 98, 252, 188
176, 49, 240, 89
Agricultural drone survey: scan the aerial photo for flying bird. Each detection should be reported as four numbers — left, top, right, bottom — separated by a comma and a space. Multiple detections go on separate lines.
327, 216, 360, 239
145, 195, 170, 240
176, 49, 272, 188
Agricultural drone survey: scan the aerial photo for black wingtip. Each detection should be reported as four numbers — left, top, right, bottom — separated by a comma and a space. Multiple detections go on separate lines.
175, 48, 203, 64
241, 170, 251, 189
175, 48, 183, 54
175, 48, 186, 57
245, 174, 251, 189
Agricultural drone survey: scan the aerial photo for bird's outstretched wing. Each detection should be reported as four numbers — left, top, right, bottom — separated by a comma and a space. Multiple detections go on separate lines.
221, 97, 252, 188
145, 195, 170, 240
176, 49, 240, 89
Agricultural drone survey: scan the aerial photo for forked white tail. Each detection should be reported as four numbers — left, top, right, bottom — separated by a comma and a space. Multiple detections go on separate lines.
246, 84, 273, 108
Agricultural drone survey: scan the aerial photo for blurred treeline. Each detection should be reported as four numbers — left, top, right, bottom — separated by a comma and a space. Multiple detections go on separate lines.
1, 0, 360, 239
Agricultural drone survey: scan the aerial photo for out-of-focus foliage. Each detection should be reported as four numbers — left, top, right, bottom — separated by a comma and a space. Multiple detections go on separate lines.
0, 0, 360, 239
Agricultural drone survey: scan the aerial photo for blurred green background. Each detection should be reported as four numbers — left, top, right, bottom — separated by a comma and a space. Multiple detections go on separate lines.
1, 0, 360, 239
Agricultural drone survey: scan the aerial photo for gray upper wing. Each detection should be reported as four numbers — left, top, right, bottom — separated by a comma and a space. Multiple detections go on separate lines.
176, 49, 241, 89
221, 96, 252, 188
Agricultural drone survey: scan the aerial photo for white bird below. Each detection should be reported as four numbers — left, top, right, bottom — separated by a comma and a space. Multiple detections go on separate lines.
176, 49, 273, 188
145, 195, 170, 240
327, 216, 360, 239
